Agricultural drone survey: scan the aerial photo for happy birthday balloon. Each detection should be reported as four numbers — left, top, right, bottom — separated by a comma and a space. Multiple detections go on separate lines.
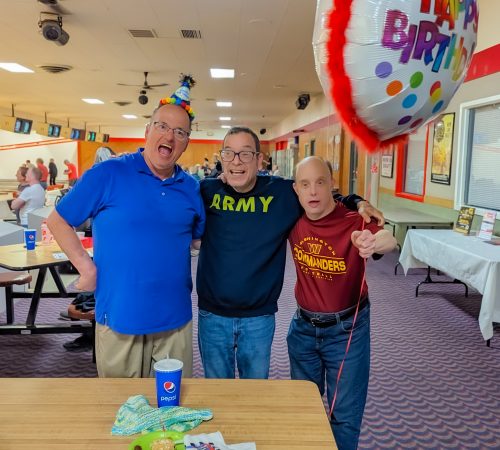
314, 0, 479, 152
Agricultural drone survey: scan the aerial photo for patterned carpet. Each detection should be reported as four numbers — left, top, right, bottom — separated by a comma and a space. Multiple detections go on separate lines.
1, 249, 499, 449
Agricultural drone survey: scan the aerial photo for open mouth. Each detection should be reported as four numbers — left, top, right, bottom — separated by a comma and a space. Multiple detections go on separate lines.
229, 169, 245, 176
158, 143, 173, 157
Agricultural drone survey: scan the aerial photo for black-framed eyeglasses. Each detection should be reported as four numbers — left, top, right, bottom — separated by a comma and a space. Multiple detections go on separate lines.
220, 149, 258, 163
152, 121, 190, 141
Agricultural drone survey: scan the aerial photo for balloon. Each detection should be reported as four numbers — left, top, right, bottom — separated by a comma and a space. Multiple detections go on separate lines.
315, 0, 479, 152
312, 0, 333, 99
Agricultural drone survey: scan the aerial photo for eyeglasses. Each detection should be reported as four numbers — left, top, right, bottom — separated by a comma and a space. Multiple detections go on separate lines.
152, 121, 190, 141
220, 149, 258, 163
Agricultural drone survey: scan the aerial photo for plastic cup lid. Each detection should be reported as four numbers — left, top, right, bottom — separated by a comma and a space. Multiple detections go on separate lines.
154, 358, 183, 372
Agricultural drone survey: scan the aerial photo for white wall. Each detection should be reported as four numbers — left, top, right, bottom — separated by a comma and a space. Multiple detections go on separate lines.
0, 130, 77, 181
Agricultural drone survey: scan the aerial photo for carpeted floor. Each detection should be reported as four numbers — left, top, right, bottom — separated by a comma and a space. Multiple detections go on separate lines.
1, 249, 499, 449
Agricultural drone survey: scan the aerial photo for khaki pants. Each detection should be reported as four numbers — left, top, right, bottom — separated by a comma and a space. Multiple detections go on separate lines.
95, 321, 193, 378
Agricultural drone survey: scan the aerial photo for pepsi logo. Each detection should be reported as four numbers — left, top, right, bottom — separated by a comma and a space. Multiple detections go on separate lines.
163, 381, 176, 393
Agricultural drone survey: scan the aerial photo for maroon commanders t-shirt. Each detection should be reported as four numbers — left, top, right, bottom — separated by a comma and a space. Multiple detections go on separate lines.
288, 202, 382, 313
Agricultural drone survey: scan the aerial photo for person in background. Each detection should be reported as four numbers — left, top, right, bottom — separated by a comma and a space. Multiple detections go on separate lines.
94, 146, 116, 164
63, 159, 78, 186
15, 166, 29, 192
287, 157, 396, 450
189, 165, 201, 181
48, 158, 58, 185
195, 126, 384, 380
272, 164, 280, 176
10, 167, 46, 227
257, 160, 270, 175
8, 166, 30, 224
25, 160, 35, 169
212, 152, 222, 173
47, 75, 205, 378
36, 158, 49, 190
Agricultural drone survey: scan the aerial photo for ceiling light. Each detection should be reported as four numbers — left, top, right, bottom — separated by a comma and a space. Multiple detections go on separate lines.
82, 98, 104, 104
221, 125, 231, 129
0, 63, 34, 73
219, 117, 231, 121
210, 68, 235, 79
122, 114, 138, 119
216, 101, 232, 107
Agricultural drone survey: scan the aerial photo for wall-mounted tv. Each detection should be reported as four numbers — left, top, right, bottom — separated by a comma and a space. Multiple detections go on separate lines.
14, 118, 32, 134
102, 133, 110, 143
48, 124, 61, 138
87, 131, 96, 141
70, 128, 85, 140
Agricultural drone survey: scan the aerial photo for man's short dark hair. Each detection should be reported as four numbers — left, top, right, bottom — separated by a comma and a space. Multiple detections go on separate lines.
223, 126, 260, 153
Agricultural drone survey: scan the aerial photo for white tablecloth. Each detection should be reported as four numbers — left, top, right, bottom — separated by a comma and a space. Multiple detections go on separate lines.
400, 229, 500, 340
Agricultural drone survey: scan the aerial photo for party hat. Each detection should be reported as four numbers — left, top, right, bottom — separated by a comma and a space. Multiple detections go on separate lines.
158, 74, 196, 121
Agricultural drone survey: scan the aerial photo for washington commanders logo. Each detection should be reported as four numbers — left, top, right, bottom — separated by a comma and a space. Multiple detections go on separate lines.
293, 236, 346, 281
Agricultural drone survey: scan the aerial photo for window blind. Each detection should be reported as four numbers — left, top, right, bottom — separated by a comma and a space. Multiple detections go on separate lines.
466, 105, 500, 212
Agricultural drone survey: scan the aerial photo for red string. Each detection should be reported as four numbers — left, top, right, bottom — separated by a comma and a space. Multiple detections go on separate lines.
329, 220, 367, 418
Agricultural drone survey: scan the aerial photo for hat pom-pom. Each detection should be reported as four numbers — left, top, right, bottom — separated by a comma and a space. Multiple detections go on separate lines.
180, 74, 196, 88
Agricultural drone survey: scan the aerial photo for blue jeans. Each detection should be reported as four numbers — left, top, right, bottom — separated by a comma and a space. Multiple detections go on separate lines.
198, 309, 275, 379
287, 303, 370, 450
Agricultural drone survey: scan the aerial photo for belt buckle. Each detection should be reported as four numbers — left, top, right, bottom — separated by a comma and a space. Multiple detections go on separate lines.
310, 317, 321, 327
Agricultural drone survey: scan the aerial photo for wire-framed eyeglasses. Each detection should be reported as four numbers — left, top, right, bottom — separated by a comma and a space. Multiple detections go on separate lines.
152, 121, 190, 141
220, 149, 258, 163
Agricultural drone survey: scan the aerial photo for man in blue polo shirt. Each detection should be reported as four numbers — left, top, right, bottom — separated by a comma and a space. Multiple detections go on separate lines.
47, 76, 205, 378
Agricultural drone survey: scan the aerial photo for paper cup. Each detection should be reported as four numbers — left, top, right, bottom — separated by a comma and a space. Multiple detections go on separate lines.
24, 229, 37, 250
153, 359, 183, 407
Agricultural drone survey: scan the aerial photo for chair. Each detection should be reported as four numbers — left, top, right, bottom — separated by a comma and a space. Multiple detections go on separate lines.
67, 303, 96, 362
0, 272, 32, 324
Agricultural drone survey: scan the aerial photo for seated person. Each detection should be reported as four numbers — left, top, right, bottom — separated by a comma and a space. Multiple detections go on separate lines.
10, 167, 45, 227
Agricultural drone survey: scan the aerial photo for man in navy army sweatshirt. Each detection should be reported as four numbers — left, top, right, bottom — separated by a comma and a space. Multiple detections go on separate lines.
196, 126, 384, 379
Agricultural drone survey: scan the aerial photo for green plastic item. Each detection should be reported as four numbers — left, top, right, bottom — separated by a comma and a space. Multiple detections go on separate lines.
128, 430, 185, 450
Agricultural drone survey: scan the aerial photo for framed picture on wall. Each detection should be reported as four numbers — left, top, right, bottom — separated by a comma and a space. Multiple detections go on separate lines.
431, 113, 454, 185
380, 147, 394, 178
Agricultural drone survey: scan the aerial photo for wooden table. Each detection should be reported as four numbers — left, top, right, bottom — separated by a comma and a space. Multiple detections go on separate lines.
0, 378, 336, 450
0, 242, 91, 335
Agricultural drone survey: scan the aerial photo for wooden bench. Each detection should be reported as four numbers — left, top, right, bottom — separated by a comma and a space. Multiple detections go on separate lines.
0, 272, 32, 324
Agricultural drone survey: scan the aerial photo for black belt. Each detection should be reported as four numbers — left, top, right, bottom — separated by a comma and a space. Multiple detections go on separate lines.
298, 298, 368, 328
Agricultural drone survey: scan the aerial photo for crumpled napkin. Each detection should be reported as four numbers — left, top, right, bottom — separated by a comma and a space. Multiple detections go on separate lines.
111, 395, 213, 436
184, 431, 256, 450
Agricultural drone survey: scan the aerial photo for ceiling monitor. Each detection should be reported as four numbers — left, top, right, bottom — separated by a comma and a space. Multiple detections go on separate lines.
97, 133, 110, 143
86, 131, 96, 142
70, 128, 85, 140
14, 118, 32, 134
49, 124, 61, 137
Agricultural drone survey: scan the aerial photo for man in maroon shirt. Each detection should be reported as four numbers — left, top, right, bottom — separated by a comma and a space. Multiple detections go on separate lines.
287, 157, 396, 450
36, 158, 49, 190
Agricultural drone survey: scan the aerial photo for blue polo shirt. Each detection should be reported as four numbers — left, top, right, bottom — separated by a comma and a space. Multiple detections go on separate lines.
56, 150, 205, 334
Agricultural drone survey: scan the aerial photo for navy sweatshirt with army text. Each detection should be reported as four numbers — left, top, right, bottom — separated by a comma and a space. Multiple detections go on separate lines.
196, 176, 361, 318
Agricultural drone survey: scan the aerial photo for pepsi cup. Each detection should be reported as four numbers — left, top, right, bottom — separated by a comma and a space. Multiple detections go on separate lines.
24, 229, 37, 251
154, 358, 183, 407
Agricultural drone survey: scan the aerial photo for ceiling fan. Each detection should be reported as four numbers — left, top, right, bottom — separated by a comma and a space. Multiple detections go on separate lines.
117, 72, 169, 90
